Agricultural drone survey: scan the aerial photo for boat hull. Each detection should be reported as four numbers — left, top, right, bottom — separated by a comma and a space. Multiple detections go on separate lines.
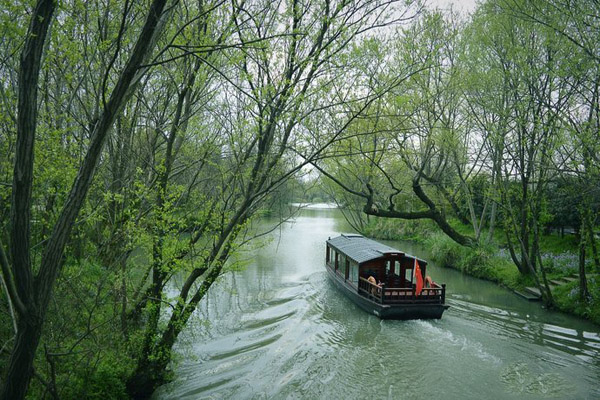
326, 265, 448, 320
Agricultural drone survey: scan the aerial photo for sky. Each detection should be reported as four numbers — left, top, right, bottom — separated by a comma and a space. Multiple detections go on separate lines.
427, 0, 479, 14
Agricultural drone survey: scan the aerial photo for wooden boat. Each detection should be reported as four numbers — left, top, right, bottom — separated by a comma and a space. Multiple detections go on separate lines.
325, 234, 449, 319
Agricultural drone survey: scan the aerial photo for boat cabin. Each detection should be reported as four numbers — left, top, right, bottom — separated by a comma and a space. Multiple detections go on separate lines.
325, 234, 447, 317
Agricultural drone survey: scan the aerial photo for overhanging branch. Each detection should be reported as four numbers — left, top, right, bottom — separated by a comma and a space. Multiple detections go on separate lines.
311, 162, 369, 199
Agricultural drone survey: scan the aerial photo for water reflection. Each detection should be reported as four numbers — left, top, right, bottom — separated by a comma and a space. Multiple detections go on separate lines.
154, 210, 600, 400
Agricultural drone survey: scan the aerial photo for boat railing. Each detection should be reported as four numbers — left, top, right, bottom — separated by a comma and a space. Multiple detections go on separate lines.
358, 277, 384, 303
383, 285, 445, 304
358, 277, 445, 304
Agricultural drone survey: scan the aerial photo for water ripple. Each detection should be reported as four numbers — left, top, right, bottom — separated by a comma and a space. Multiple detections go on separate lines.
154, 212, 600, 400
448, 298, 600, 365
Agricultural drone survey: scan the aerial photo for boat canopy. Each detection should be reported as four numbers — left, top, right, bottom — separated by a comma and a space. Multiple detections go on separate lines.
326, 234, 404, 264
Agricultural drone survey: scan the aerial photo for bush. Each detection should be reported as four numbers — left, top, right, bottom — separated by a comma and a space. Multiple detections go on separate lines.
425, 232, 461, 267
24, 258, 138, 400
362, 217, 436, 242
422, 232, 528, 289
553, 276, 600, 325
59, 354, 133, 400
463, 246, 493, 277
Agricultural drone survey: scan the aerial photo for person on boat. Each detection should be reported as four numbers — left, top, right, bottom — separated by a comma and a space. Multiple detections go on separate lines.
424, 276, 435, 295
367, 276, 381, 295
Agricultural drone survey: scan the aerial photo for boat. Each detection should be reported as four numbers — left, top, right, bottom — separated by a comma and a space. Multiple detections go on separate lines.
325, 234, 449, 319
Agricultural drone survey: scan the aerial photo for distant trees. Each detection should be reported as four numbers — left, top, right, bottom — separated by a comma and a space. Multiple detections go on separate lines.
498, 0, 600, 297
463, 0, 577, 301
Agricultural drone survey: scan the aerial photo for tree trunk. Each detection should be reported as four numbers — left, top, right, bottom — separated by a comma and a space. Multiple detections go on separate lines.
126, 361, 169, 400
585, 213, 599, 273
579, 229, 589, 299
530, 217, 539, 272
534, 222, 553, 306
120, 252, 130, 336
520, 179, 529, 272
127, 230, 237, 399
1, 317, 43, 400
1, 1, 56, 398
487, 154, 500, 242
362, 180, 477, 247
487, 200, 497, 242
504, 228, 527, 274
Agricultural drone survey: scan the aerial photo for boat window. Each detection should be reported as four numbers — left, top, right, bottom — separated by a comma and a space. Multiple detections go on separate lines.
349, 262, 359, 284
394, 260, 400, 276
405, 267, 412, 283
386, 260, 390, 274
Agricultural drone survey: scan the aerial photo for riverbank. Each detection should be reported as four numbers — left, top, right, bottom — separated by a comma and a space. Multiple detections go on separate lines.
362, 217, 600, 325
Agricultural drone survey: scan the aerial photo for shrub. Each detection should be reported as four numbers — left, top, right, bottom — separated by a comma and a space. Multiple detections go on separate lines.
60, 354, 133, 400
553, 276, 600, 325
425, 233, 461, 267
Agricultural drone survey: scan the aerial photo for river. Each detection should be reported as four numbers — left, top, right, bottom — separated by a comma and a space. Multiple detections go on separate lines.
154, 207, 600, 400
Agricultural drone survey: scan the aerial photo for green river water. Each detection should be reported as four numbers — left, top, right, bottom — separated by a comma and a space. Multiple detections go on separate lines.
154, 206, 600, 400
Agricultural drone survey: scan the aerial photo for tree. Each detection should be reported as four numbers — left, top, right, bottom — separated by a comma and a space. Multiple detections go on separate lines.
124, 0, 419, 397
0, 1, 171, 398
318, 9, 478, 247
487, 0, 593, 303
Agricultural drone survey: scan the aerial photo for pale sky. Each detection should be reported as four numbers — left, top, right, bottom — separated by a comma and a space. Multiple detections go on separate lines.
427, 0, 479, 14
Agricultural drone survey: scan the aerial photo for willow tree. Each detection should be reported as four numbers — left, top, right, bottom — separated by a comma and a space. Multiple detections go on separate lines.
124, 0, 419, 397
455, 0, 581, 304
507, 0, 600, 297
460, 4, 515, 243
317, 9, 479, 247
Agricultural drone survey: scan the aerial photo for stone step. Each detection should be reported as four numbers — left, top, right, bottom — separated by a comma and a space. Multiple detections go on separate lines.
562, 276, 578, 283
514, 289, 541, 302
524, 286, 542, 297
549, 279, 563, 286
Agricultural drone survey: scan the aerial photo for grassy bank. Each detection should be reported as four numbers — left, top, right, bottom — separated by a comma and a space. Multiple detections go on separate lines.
362, 217, 600, 325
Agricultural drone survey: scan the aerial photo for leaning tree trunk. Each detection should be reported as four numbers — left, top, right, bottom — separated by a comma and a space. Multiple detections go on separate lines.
126, 197, 247, 399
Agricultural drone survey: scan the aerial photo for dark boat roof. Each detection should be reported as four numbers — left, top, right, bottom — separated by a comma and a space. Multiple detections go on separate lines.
326, 234, 405, 264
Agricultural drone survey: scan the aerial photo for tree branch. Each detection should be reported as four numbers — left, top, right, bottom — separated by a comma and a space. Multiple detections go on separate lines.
0, 241, 26, 318
311, 162, 369, 199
